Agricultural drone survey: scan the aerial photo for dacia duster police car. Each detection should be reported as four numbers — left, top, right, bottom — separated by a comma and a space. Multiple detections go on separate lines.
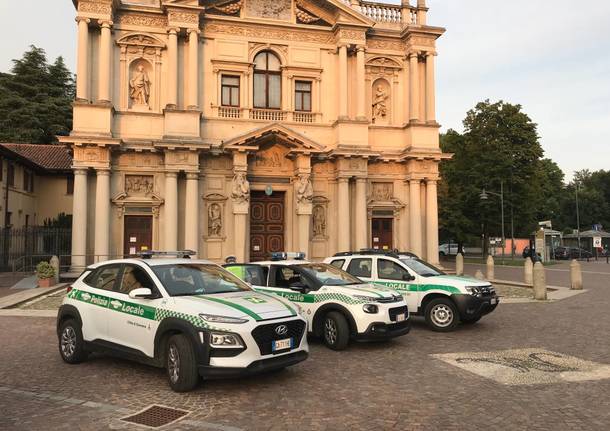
225, 252, 410, 350
56, 252, 308, 392
325, 251, 499, 332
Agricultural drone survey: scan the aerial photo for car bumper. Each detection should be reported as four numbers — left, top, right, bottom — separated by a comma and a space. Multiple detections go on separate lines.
354, 320, 411, 341
452, 294, 499, 320
198, 350, 308, 379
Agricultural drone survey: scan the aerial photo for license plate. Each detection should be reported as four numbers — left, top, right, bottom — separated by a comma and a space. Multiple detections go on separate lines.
272, 338, 292, 351
396, 314, 406, 322
490, 298, 497, 305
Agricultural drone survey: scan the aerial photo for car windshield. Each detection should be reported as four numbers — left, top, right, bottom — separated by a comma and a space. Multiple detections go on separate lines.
152, 264, 251, 296
297, 263, 362, 286
399, 258, 445, 277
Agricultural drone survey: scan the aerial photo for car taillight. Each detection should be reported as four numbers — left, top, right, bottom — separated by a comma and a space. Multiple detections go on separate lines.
66, 285, 73, 293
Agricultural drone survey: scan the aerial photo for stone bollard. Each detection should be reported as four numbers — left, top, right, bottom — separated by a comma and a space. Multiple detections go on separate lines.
456, 253, 464, 276
524, 258, 533, 285
50, 255, 60, 286
486, 255, 495, 281
533, 262, 547, 300
474, 269, 485, 280
570, 259, 583, 290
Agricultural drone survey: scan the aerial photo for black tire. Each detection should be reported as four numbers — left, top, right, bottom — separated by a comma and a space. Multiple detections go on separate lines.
58, 319, 88, 364
424, 298, 459, 332
322, 311, 350, 350
166, 334, 199, 392
461, 316, 482, 325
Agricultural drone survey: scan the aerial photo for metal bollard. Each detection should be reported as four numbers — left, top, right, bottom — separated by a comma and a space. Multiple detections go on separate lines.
533, 262, 547, 300
524, 257, 533, 285
486, 255, 495, 281
474, 269, 485, 280
456, 253, 464, 276
570, 259, 583, 290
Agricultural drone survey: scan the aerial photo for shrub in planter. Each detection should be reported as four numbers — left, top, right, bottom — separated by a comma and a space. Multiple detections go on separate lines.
36, 261, 57, 288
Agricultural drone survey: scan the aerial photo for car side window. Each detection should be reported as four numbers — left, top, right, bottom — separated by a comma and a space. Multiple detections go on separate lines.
118, 265, 155, 295
232, 265, 268, 286
86, 265, 121, 291
347, 258, 372, 278
330, 259, 345, 269
377, 259, 409, 281
271, 267, 300, 289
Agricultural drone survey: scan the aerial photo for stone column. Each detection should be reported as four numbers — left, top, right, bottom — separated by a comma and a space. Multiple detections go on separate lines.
71, 169, 88, 270
409, 179, 422, 256
417, 0, 428, 25
298, 214, 311, 257
75, 17, 90, 101
409, 52, 420, 122
184, 172, 199, 256
425, 179, 439, 264
98, 20, 112, 104
164, 171, 178, 251
94, 169, 110, 261
356, 46, 366, 120
167, 28, 179, 108
187, 29, 200, 110
337, 177, 351, 251
354, 177, 368, 250
338, 44, 348, 120
425, 52, 436, 123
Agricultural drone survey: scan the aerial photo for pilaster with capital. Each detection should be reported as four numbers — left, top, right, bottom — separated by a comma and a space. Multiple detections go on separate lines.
336, 176, 351, 252
408, 178, 423, 257
356, 46, 366, 120
98, 20, 113, 104
187, 28, 200, 110
184, 172, 200, 256
164, 171, 179, 251
94, 169, 111, 261
425, 178, 439, 264
425, 51, 437, 123
409, 52, 420, 122
338, 44, 348, 120
166, 28, 180, 108
75, 17, 91, 101
71, 168, 89, 270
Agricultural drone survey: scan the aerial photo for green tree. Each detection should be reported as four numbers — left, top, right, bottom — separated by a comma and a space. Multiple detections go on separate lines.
0, 46, 74, 143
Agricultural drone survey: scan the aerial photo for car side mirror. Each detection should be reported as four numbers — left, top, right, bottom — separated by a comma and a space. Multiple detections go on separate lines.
403, 273, 415, 281
289, 282, 308, 293
129, 288, 153, 299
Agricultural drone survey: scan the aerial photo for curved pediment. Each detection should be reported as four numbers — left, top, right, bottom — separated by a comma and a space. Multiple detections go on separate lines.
366, 56, 403, 69
116, 32, 166, 48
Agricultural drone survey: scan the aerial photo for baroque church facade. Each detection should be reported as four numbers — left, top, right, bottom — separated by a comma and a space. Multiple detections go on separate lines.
61, 0, 446, 268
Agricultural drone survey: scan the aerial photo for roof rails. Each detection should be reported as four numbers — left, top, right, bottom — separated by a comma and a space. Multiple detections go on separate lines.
138, 250, 196, 259
333, 249, 419, 259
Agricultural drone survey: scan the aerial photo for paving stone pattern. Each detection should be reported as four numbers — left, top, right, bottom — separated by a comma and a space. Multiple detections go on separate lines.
0, 261, 609, 430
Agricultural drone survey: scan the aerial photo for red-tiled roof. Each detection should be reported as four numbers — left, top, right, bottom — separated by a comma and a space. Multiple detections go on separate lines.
0, 143, 72, 171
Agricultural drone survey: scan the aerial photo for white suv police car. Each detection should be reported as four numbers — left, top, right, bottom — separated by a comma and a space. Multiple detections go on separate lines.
225, 253, 410, 351
56, 252, 308, 392
325, 251, 499, 332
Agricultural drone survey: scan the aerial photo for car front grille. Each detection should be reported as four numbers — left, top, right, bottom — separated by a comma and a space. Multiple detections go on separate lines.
377, 295, 403, 303
389, 306, 409, 322
251, 319, 306, 356
480, 285, 495, 296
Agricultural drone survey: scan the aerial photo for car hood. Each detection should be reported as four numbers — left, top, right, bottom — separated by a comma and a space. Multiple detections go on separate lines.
174, 291, 296, 322
425, 275, 491, 288
325, 283, 400, 299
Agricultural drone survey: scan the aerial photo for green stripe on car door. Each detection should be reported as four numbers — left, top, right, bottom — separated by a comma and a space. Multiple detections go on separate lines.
195, 295, 263, 321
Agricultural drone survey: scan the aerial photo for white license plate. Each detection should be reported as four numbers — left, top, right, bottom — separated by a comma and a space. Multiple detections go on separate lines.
396, 314, 406, 322
490, 298, 497, 305
272, 338, 292, 351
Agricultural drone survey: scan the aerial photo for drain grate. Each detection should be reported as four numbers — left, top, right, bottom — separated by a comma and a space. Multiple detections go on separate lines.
121, 404, 190, 428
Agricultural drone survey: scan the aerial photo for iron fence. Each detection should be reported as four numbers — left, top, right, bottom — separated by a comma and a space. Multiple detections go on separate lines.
0, 227, 72, 272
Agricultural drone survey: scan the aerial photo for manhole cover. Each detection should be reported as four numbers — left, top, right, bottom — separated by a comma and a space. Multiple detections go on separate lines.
121, 404, 190, 428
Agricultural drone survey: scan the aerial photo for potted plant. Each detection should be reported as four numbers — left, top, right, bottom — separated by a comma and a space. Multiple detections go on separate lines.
36, 261, 57, 288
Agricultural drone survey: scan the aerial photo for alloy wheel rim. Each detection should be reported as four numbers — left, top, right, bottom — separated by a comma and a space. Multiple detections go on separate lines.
168, 344, 180, 384
431, 304, 454, 327
324, 318, 337, 345
61, 327, 76, 358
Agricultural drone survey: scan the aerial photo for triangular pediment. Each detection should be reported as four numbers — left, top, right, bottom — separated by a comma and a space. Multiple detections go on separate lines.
223, 123, 326, 153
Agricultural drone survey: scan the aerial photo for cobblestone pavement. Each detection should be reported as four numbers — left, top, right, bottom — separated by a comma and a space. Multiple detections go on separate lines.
1, 263, 609, 430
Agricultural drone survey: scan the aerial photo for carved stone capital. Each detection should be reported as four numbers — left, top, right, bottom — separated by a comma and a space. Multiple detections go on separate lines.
99, 19, 113, 29
75, 17, 91, 24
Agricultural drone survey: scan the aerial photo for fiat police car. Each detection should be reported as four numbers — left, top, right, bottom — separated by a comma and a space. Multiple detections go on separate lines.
325, 250, 499, 332
225, 252, 410, 351
56, 251, 308, 392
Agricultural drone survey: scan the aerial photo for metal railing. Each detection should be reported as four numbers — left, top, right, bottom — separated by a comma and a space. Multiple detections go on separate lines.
1, 227, 71, 272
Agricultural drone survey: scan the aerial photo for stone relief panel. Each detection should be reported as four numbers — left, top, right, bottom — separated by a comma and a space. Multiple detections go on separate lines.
371, 182, 394, 201
295, 174, 314, 205
204, 23, 335, 44
251, 146, 293, 174
231, 172, 250, 204
202, 155, 233, 171
125, 175, 154, 197
116, 152, 163, 168
246, 0, 291, 20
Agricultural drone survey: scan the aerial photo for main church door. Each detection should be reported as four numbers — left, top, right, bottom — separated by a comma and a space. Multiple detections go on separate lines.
250, 191, 285, 261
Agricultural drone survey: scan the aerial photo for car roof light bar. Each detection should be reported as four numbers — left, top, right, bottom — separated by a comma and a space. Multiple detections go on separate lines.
138, 250, 196, 259
270, 252, 306, 261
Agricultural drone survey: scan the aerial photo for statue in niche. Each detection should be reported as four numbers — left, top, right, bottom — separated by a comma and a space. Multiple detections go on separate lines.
312, 205, 326, 237
231, 172, 250, 204
372, 85, 388, 121
295, 174, 313, 205
208, 203, 222, 237
129, 64, 151, 106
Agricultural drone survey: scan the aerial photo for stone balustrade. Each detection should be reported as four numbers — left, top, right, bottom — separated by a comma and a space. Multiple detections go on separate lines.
340, 0, 423, 27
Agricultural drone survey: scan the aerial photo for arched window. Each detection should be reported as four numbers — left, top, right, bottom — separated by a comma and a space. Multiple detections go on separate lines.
253, 51, 281, 109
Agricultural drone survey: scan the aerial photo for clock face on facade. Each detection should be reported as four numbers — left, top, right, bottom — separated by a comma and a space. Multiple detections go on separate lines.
246, 0, 292, 21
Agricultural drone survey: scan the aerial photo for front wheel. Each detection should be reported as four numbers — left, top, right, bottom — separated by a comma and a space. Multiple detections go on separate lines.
58, 319, 88, 364
323, 311, 350, 351
424, 298, 459, 332
166, 334, 199, 392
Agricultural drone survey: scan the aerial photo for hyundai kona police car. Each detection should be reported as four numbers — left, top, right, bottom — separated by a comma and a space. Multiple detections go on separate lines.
56, 252, 308, 392
225, 252, 410, 351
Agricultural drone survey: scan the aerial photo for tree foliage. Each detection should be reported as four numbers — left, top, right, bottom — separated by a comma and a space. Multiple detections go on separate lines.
0, 46, 74, 144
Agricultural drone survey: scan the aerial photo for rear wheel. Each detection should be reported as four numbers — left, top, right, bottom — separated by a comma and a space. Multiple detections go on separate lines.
58, 319, 87, 364
323, 311, 350, 351
166, 334, 199, 392
424, 298, 459, 332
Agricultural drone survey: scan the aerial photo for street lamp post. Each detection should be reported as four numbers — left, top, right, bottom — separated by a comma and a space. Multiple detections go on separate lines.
480, 181, 505, 264
575, 181, 582, 259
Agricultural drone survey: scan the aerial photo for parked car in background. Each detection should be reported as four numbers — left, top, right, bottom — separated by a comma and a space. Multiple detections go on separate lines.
438, 243, 464, 256
568, 247, 593, 259
553, 246, 571, 260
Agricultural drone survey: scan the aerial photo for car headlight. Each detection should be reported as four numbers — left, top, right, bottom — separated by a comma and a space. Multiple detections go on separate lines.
354, 294, 380, 303
465, 286, 482, 297
199, 313, 248, 324
362, 304, 379, 314
210, 332, 244, 348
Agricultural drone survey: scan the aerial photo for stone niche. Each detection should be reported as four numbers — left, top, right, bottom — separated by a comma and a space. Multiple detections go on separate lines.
371, 78, 391, 125
246, 0, 292, 20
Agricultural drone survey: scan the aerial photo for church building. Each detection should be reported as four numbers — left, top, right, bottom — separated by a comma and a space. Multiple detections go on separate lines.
61, 0, 447, 268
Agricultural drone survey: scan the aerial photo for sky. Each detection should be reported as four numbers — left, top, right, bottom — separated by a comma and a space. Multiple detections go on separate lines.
0, 0, 609, 180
